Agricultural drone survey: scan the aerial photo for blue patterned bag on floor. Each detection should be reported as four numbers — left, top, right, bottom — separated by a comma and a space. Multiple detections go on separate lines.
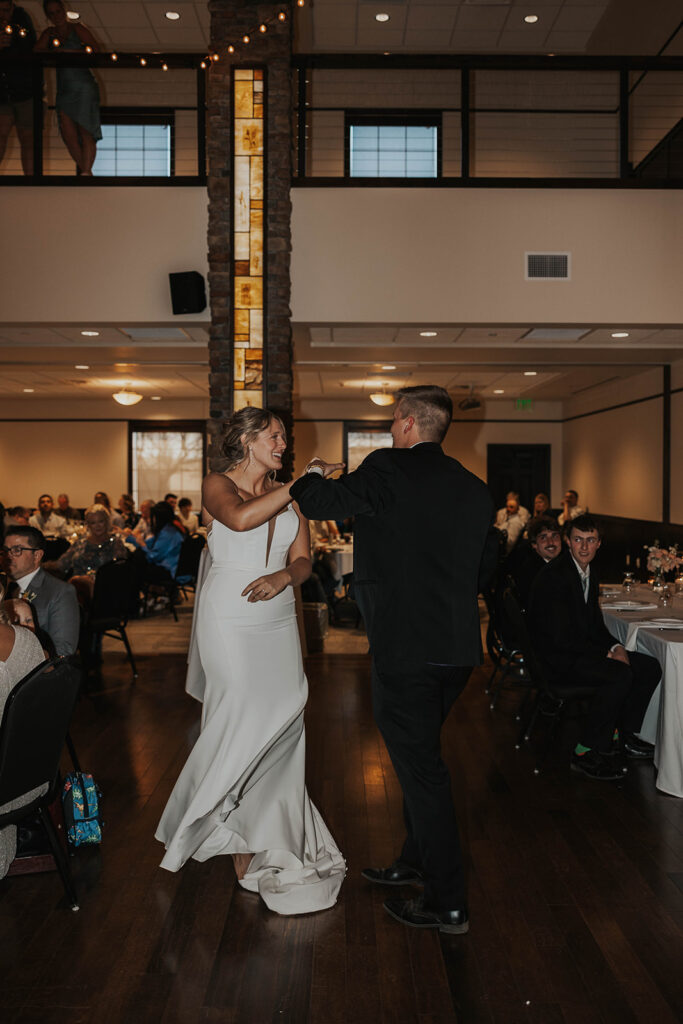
61, 772, 103, 847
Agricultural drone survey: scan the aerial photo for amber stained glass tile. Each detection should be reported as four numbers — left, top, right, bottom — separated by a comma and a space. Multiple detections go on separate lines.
234, 277, 263, 309
234, 390, 263, 411
250, 156, 263, 200
234, 69, 253, 81
235, 309, 250, 335
234, 260, 250, 276
250, 310, 263, 344
234, 349, 245, 381
253, 70, 263, 81
234, 81, 253, 119
235, 121, 263, 156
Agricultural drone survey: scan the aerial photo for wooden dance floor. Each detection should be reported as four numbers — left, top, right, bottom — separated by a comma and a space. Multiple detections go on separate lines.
1, 600, 683, 1023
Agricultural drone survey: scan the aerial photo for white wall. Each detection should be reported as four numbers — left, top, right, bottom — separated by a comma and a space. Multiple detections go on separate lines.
0, 421, 127, 509
0, 187, 209, 323
291, 188, 683, 325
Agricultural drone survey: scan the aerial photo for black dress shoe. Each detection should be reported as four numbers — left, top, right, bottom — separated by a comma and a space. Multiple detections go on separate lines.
622, 732, 655, 759
383, 896, 469, 934
361, 861, 423, 886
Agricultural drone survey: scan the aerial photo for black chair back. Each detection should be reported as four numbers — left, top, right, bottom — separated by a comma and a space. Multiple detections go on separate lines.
175, 534, 205, 582
90, 558, 139, 626
0, 657, 79, 812
502, 587, 547, 690
44, 537, 70, 561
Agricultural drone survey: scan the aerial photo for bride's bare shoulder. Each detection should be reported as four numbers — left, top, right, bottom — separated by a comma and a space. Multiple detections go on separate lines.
203, 472, 237, 494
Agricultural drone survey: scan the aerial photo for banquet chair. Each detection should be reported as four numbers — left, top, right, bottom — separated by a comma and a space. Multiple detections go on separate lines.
43, 537, 70, 562
86, 559, 139, 681
481, 584, 528, 710
503, 587, 599, 774
0, 656, 81, 910
141, 534, 206, 622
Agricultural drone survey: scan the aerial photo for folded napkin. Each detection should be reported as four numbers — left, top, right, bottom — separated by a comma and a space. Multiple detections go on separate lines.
624, 618, 683, 650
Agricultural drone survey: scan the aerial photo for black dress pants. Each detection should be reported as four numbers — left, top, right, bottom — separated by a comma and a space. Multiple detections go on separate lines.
371, 660, 471, 911
561, 650, 661, 751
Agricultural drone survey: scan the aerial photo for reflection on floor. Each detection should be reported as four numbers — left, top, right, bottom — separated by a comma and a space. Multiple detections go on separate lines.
1, 595, 682, 1023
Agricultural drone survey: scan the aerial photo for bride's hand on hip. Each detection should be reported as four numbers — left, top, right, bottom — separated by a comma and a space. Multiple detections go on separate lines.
242, 569, 290, 602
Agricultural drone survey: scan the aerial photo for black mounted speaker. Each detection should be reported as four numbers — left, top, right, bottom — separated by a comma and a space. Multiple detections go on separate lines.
169, 271, 207, 315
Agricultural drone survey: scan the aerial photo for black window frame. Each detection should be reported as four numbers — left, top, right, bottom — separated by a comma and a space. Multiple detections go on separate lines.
98, 107, 176, 178
344, 110, 442, 179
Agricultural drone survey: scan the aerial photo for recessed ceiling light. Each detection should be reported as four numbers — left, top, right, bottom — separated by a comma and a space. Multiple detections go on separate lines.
381, 364, 396, 370
23, 388, 34, 393
494, 389, 505, 394
66, 11, 79, 21
151, 396, 162, 401
524, 371, 538, 376
165, 11, 180, 20
81, 330, 99, 337
375, 13, 390, 22
524, 15, 539, 24
419, 330, 438, 337
611, 331, 629, 338
75, 364, 89, 370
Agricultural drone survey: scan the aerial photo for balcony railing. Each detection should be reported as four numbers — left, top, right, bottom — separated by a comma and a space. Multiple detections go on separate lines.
0, 52, 206, 183
292, 54, 683, 188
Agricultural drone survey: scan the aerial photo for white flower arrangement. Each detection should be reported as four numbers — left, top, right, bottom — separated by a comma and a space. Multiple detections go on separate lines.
644, 542, 682, 575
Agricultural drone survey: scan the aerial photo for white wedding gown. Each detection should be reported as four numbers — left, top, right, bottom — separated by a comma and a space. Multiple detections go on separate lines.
155, 507, 345, 914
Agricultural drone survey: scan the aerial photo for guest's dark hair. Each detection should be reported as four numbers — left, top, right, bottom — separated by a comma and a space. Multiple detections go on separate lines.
178, 498, 192, 510
566, 489, 579, 500
150, 501, 177, 536
164, 493, 177, 502
38, 493, 53, 503
119, 494, 135, 514
4, 525, 46, 553
43, 0, 64, 14
395, 385, 452, 443
565, 514, 601, 540
528, 516, 560, 544
94, 491, 112, 510
220, 407, 285, 471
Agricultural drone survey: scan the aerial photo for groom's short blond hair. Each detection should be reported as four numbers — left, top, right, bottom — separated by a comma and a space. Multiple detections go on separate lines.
395, 385, 452, 443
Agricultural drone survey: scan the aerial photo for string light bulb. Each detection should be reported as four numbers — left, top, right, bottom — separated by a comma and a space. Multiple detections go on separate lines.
211, 52, 219, 61
162, 62, 168, 71
278, 10, 287, 20
297, 0, 305, 7
140, 57, 147, 66
242, 34, 250, 43
52, 37, 61, 46
200, 60, 207, 68
85, 45, 92, 53
111, 52, 118, 61
3, 25, 12, 34
227, 44, 235, 53
259, 23, 267, 33
19, 27, 27, 37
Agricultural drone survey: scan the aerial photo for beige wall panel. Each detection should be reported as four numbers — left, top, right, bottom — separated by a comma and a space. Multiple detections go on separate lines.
0, 187, 209, 322
0, 420, 127, 509
294, 421, 344, 476
563, 399, 663, 522
291, 188, 683, 324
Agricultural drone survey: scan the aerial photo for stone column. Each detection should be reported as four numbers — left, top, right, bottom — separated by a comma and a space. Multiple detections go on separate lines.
207, 0, 294, 474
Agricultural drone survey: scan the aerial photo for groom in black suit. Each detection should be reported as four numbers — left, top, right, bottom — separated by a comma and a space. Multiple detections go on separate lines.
290, 385, 494, 933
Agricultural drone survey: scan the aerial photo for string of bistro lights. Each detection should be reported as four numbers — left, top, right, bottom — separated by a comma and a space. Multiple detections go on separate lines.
4, 2, 306, 71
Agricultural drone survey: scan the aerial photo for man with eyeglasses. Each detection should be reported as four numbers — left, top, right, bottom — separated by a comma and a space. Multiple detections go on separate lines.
528, 515, 660, 780
3, 526, 78, 656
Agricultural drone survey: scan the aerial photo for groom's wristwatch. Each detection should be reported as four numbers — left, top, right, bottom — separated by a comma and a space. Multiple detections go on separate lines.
305, 461, 324, 476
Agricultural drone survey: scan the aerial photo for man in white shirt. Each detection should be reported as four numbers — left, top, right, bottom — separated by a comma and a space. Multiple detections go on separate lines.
133, 499, 154, 542
494, 491, 530, 553
4, 526, 79, 655
28, 494, 69, 538
558, 488, 586, 527
528, 516, 660, 781
176, 498, 199, 535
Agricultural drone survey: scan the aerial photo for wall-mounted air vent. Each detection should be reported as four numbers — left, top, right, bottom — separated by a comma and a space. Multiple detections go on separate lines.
525, 252, 571, 281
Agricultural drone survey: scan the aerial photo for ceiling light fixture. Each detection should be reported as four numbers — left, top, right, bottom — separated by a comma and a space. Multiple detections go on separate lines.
611, 331, 629, 338
75, 364, 89, 369
81, 330, 99, 336
375, 13, 390, 22
370, 392, 395, 406
23, 388, 35, 393
112, 386, 143, 406
66, 11, 79, 21
419, 330, 437, 337
381, 364, 396, 370
494, 389, 505, 394
165, 11, 180, 20
151, 396, 162, 401
524, 371, 538, 376
524, 15, 539, 24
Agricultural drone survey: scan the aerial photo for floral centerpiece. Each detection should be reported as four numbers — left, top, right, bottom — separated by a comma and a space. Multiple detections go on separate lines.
644, 542, 682, 585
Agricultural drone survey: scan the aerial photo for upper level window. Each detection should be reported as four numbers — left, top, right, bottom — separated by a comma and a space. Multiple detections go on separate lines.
347, 115, 440, 178
93, 110, 174, 177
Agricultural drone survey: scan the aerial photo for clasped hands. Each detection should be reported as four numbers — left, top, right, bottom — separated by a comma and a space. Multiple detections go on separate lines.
304, 458, 345, 478
607, 644, 630, 665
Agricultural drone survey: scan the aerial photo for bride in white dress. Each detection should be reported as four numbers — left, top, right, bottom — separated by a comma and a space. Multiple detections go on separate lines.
156, 408, 345, 914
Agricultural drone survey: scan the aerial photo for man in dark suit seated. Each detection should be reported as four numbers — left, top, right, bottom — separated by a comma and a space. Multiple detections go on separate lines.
506, 515, 561, 609
3, 526, 79, 657
528, 515, 661, 781
291, 385, 494, 935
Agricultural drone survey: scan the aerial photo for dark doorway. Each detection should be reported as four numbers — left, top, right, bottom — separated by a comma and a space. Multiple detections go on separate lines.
487, 444, 551, 512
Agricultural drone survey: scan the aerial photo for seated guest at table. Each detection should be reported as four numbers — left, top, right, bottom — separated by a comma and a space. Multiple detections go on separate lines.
5, 507, 31, 528
93, 491, 124, 529
494, 492, 530, 554
164, 493, 178, 512
531, 493, 550, 518
0, 582, 47, 879
558, 488, 585, 527
132, 499, 154, 542
3, 526, 79, 656
117, 493, 139, 531
310, 519, 340, 545
28, 494, 69, 538
56, 493, 81, 525
506, 516, 561, 609
4, 596, 38, 635
50, 503, 128, 603
528, 515, 661, 780
176, 497, 198, 535
125, 501, 185, 584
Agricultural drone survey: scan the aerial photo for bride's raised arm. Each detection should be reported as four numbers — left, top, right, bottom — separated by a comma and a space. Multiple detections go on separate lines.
202, 472, 295, 532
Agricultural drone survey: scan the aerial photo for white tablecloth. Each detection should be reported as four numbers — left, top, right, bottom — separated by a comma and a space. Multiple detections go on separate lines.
601, 587, 683, 798
326, 544, 354, 577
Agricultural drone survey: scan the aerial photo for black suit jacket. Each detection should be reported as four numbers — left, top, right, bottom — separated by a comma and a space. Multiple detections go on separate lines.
528, 549, 615, 679
506, 545, 546, 611
290, 444, 494, 672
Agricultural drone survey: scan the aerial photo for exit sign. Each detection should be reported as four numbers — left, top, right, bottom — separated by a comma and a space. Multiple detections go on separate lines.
516, 398, 533, 410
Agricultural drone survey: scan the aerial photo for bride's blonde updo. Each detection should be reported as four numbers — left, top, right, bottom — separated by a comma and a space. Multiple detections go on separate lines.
220, 407, 285, 472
